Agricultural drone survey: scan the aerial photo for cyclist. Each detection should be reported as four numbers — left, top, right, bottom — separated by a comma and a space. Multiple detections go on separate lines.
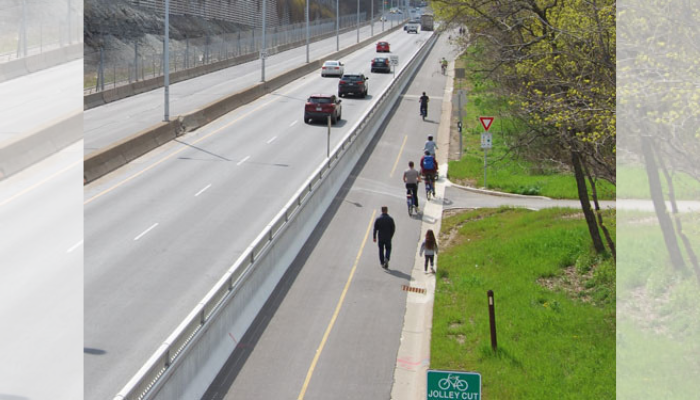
419, 92, 429, 118
424, 135, 438, 156
420, 150, 438, 196
440, 57, 448, 74
403, 161, 421, 210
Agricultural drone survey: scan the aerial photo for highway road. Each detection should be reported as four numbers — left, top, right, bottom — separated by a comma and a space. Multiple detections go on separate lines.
84, 17, 408, 154
84, 25, 434, 400
200, 30, 454, 400
0, 142, 83, 400
0, 60, 82, 146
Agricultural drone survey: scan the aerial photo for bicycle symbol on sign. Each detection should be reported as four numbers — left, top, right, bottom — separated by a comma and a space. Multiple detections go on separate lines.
438, 374, 469, 391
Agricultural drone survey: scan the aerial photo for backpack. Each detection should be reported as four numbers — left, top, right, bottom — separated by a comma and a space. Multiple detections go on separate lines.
423, 155, 435, 170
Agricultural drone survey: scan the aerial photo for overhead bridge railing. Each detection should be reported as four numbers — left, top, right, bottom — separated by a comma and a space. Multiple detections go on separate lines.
114, 32, 438, 400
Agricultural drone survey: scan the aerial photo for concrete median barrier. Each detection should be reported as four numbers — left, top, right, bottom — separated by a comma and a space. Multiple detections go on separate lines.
0, 44, 82, 83
83, 119, 180, 183
84, 23, 405, 184
0, 111, 82, 180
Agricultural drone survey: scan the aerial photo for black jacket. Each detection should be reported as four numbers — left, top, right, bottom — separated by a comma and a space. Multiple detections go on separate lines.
373, 213, 395, 242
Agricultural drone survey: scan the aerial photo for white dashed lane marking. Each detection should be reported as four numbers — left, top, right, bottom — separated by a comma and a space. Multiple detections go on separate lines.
134, 223, 159, 241
195, 184, 212, 197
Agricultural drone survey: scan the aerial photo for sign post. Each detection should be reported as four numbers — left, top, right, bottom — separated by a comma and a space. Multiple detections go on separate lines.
479, 117, 494, 188
427, 369, 482, 400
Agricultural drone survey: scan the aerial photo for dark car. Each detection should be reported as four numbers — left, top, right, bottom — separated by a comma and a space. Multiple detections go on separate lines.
371, 57, 391, 73
304, 94, 342, 124
376, 41, 390, 52
338, 74, 369, 98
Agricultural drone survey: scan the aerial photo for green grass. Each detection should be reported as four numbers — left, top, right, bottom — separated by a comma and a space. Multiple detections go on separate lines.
432, 208, 616, 399
449, 48, 615, 200
616, 210, 700, 397
618, 164, 700, 200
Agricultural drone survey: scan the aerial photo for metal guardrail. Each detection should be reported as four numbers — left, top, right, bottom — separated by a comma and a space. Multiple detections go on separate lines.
114, 31, 437, 400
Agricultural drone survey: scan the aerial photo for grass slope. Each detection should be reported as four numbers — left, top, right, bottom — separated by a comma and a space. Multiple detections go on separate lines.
431, 208, 615, 399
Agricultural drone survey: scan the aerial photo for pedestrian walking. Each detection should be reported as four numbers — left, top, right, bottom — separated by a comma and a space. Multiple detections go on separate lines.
373, 206, 395, 269
419, 229, 438, 273
403, 161, 421, 209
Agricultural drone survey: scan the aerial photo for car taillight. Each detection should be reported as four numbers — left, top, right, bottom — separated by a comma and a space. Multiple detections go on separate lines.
339, 80, 347, 84
358, 81, 364, 85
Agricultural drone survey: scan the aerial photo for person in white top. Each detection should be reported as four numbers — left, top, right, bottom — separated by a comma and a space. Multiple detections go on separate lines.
424, 135, 438, 156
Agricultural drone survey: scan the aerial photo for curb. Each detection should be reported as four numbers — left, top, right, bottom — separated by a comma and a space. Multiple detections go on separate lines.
446, 181, 552, 200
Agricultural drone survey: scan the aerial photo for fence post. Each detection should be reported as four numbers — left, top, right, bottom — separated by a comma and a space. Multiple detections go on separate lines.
98, 47, 105, 91
487, 290, 498, 351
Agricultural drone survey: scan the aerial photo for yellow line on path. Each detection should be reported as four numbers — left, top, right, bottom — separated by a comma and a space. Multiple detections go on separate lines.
297, 209, 376, 399
389, 135, 408, 178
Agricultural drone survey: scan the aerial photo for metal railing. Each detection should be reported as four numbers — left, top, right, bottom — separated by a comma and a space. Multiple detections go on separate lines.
114, 28, 435, 400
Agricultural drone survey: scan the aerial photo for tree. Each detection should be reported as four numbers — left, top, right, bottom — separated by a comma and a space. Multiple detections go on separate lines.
433, 0, 616, 256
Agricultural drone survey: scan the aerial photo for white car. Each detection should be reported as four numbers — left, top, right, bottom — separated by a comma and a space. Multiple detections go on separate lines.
321, 60, 344, 77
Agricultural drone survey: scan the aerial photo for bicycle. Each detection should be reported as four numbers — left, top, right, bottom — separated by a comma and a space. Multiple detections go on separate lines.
438, 374, 469, 391
424, 173, 436, 200
420, 104, 428, 121
406, 189, 417, 216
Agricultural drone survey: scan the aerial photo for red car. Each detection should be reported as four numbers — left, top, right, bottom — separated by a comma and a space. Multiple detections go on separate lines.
304, 94, 343, 124
376, 41, 390, 52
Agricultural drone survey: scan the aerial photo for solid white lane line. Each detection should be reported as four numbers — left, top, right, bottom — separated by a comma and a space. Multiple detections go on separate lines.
66, 240, 84, 254
134, 223, 159, 241
237, 156, 250, 166
289, 120, 298, 127
267, 136, 278, 144
195, 184, 212, 197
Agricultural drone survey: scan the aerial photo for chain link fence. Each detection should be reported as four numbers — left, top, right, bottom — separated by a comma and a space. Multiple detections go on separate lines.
84, 13, 367, 94
0, 0, 82, 64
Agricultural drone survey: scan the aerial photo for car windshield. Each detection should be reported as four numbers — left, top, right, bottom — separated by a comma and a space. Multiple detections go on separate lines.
374, 58, 388, 62
324, 61, 338, 66
309, 97, 332, 104
341, 75, 363, 81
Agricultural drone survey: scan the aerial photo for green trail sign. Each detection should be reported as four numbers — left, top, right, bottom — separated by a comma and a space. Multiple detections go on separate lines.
427, 369, 481, 400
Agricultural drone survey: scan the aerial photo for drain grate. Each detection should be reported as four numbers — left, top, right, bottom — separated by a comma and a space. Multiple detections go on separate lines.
401, 285, 426, 294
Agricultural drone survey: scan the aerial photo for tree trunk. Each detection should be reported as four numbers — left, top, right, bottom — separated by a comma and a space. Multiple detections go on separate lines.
641, 135, 686, 271
583, 161, 616, 260
571, 150, 605, 254
656, 145, 698, 282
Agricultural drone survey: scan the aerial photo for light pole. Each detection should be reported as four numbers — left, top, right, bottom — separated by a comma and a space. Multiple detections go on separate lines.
163, 0, 170, 122
356, 0, 360, 43
261, 0, 266, 82
336, 0, 339, 51
305, 0, 310, 63
371, 0, 374, 36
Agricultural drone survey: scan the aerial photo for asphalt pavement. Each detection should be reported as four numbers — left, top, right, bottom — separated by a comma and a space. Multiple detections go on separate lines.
0, 142, 83, 400
0, 60, 82, 145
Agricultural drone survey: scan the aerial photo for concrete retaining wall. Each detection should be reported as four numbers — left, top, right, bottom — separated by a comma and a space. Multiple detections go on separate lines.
0, 44, 82, 83
0, 111, 83, 180
84, 23, 404, 184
